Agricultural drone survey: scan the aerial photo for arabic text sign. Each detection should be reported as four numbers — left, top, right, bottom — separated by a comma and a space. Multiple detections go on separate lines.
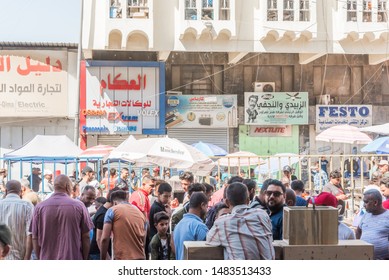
316, 105, 373, 132
0, 50, 68, 117
86, 65, 162, 135
165, 95, 238, 128
244, 92, 309, 125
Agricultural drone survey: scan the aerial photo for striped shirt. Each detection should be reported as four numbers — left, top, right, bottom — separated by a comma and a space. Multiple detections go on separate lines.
359, 210, 389, 260
206, 204, 275, 260
0, 193, 34, 260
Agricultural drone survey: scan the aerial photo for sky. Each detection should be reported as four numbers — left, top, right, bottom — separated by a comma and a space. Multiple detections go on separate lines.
0, 0, 81, 43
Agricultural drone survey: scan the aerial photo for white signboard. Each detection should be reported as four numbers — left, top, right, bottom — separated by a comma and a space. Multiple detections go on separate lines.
0, 50, 68, 117
85, 65, 162, 134
249, 125, 292, 137
316, 105, 373, 132
244, 92, 309, 125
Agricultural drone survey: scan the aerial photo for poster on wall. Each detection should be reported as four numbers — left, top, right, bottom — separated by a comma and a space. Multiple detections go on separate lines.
165, 95, 238, 128
84, 61, 165, 135
244, 92, 308, 125
0, 50, 68, 117
316, 105, 372, 132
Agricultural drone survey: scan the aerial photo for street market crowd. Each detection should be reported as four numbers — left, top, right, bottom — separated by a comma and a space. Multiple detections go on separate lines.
0, 160, 388, 260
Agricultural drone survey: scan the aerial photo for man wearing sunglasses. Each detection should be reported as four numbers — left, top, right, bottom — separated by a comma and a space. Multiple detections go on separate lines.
265, 179, 286, 240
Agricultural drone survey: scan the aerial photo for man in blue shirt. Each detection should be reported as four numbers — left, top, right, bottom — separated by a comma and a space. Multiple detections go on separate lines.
173, 192, 209, 260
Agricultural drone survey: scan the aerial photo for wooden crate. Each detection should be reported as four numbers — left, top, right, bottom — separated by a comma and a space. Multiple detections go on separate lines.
184, 241, 224, 260
283, 206, 338, 245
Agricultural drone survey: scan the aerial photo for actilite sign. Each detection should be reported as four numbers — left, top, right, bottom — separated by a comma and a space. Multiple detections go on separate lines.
249, 126, 292, 137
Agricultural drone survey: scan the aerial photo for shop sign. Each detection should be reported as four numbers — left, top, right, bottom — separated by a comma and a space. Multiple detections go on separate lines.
85, 61, 165, 135
244, 92, 308, 125
316, 105, 372, 132
165, 95, 238, 128
249, 125, 292, 137
0, 50, 68, 117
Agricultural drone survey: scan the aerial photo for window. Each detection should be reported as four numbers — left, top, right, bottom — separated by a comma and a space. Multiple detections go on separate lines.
299, 0, 310, 21
110, 0, 122, 18
219, 0, 230, 20
202, 0, 214, 20
185, 0, 197, 20
127, 0, 149, 19
378, 0, 388, 22
283, 0, 294, 21
347, 0, 357, 22
267, 0, 278, 21
363, 1, 372, 22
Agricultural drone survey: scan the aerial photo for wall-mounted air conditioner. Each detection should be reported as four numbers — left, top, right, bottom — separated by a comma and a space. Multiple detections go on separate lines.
166, 91, 182, 95
253, 82, 275, 92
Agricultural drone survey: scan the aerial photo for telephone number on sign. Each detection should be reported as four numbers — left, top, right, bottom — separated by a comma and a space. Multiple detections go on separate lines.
211, 266, 271, 276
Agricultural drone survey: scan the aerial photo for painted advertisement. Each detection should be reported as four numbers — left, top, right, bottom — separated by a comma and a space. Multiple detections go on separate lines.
244, 92, 309, 125
84, 61, 165, 135
0, 50, 68, 117
316, 105, 373, 132
165, 95, 238, 128
249, 125, 292, 137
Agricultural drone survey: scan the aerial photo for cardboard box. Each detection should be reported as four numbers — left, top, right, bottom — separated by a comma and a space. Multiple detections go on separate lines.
184, 241, 224, 260
273, 240, 374, 260
283, 206, 339, 245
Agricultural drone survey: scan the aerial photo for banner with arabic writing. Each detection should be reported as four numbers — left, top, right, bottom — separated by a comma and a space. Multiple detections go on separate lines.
165, 95, 238, 128
0, 50, 68, 117
316, 105, 373, 132
244, 92, 309, 125
85, 62, 165, 135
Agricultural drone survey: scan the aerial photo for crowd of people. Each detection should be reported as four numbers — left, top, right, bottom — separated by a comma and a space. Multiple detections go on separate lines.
0, 160, 388, 260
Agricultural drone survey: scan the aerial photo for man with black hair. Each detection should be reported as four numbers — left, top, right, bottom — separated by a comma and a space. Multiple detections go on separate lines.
171, 183, 206, 231
291, 180, 307, 206
250, 178, 272, 210
173, 192, 209, 260
115, 167, 130, 190
0, 224, 12, 259
265, 179, 286, 240
242, 178, 257, 202
89, 187, 118, 260
101, 189, 146, 260
179, 171, 194, 203
206, 182, 274, 260
149, 182, 172, 239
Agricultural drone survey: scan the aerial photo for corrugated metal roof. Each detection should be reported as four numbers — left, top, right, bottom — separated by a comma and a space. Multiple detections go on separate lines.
0, 42, 78, 49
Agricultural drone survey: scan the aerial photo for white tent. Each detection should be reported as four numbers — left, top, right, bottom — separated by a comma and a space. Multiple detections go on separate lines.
359, 123, 389, 135
3, 135, 81, 161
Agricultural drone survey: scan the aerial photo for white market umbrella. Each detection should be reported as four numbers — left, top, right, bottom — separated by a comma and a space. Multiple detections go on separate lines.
79, 145, 114, 158
255, 153, 301, 174
107, 136, 214, 170
217, 151, 260, 167
359, 123, 389, 135
315, 125, 372, 145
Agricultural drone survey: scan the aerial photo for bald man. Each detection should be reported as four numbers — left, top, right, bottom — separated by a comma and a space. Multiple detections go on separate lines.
0, 180, 34, 260
31, 175, 93, 260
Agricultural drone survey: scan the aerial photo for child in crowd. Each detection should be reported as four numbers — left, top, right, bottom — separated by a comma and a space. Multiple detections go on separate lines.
150, 212, 175, 260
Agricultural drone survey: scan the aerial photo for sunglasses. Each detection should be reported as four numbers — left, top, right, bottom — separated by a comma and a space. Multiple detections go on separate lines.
265, 191, 284, 197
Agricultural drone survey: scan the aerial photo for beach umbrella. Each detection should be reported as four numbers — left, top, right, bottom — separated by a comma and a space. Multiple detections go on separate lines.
217, 151, 260, 167
191, 141, 227, 156
361, 137, 389, 154
316, 124, 372, 145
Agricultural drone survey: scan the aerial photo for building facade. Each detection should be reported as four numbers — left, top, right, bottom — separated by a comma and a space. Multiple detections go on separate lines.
81, 0, 389, 155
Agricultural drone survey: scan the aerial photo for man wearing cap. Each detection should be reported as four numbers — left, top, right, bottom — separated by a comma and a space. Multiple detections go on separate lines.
39, 169, 54, 193
27, 168, 42, 192
0, 180, 34, 260
282, 165, 297, 181
313, 192, 355, 240
356, 189, 389, 259
0, 224, 12, 259
79, 166, 95, 193
152, 167, 160, 179
378, 160, 389, 177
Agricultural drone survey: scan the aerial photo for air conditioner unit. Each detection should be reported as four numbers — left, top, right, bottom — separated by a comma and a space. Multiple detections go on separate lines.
166, 91, 182, 95
253, 82, 275, 92
316, 94, 336, 105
